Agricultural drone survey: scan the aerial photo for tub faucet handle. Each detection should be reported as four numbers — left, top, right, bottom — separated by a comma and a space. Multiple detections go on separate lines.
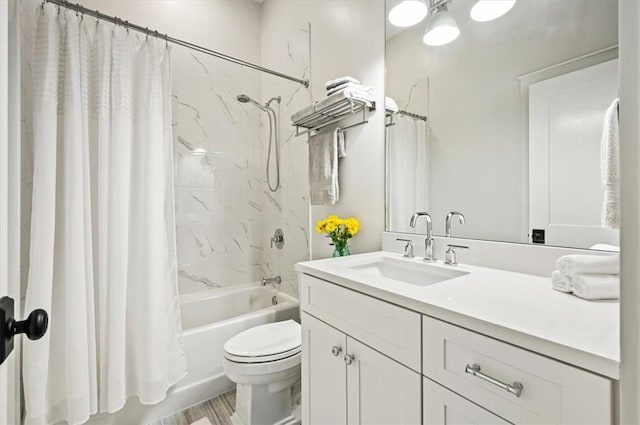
261, 276, 282, 287
271, 229, 285, 249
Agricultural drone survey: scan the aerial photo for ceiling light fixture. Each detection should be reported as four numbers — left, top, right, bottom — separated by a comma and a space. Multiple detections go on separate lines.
470, 0, 516, 22
423, 3, 460, 46
388, 1, 429, 28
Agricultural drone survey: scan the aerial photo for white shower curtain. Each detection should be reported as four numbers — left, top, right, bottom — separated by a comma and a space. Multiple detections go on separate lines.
23, 5, 186, 425
387, 115, 429, 233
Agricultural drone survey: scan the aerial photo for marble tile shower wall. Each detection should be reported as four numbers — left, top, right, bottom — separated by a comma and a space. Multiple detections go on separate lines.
172, 49, 265, 293
260, 23, 311, 297
20, 3, 311, 299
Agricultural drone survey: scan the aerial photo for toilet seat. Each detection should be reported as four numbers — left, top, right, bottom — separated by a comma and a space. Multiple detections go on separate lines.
224, 320, 301, 364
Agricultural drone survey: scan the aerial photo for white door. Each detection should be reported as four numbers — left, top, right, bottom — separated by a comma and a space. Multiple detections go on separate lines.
302, 312, 347, 425
529, 59, 619, 248
346, 337, 421, 425
1, 1, 20, 423
423, 378, 512, 425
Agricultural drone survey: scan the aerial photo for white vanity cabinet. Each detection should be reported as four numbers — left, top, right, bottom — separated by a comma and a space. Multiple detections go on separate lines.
298, 271, 615, 425
422, 316, 614, 425
300, 274, 421, 425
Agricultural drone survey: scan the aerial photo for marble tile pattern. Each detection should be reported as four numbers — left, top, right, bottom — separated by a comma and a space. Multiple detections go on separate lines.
258, 23, 312, 298
20, 1, 312, 299
149, 390, 236, 425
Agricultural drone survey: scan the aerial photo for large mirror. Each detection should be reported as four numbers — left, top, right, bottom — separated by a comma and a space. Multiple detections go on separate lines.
385, 0, 619, 250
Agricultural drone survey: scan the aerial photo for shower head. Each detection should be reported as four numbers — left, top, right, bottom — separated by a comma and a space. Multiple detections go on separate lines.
236, 93, 269, 112
236, 94, 280, 112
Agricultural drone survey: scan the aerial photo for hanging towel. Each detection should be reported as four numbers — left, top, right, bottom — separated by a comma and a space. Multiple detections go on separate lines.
556, 254, 619, 277
385, 96, 399, 113
551, 271, 573, 293
309, 128, 339, 205
601, 98, 620, 228
325, 76, 360, 91
572, 274, 620, 300
336, 128, 347, 158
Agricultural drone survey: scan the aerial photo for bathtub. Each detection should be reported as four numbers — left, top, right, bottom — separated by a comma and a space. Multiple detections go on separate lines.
88, 283, 300, 425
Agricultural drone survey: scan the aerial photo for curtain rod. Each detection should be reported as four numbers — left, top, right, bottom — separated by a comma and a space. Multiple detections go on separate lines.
43, 0, 310, 88
398, 110, 427, 121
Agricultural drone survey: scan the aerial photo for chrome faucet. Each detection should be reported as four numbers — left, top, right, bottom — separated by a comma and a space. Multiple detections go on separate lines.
409, 212, 436, 262
396, 238, 414, 258
261, 276, 282, 287
445, 211, 465, 237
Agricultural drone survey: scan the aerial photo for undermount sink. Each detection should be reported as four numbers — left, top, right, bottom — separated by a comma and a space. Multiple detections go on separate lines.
345, 256, 468, 286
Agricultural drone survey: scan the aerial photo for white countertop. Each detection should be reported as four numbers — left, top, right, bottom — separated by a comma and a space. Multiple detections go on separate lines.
295, 251, 620, 379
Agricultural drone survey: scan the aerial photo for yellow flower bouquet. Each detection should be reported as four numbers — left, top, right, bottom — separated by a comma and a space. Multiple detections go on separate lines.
315, 215, 360, 257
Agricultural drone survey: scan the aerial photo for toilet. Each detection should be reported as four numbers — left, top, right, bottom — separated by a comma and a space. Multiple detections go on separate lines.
223, 320, 302, 425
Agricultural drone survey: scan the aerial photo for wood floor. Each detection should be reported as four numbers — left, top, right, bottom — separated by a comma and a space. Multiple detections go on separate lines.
150, 390, 236, 425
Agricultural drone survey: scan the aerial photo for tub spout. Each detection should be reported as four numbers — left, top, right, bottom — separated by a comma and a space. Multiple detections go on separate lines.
261, 276, 282, 287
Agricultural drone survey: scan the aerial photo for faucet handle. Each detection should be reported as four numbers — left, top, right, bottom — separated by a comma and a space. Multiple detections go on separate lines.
445, 244, 469, 266
396, 238, 414, 258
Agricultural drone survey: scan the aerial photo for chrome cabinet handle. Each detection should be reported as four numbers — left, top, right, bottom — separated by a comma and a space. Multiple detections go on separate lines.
465, 363, 524, 398
331, 346, 342, 357
344, 353, 355, 365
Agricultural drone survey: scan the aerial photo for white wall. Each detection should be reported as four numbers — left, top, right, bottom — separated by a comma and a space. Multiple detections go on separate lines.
619, 0, 640, 422
262, 0, 387, 260
386, 0, 618, 243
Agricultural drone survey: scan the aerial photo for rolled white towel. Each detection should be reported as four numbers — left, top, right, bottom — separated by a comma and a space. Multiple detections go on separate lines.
572, 274, 620, 300
325, 76, 360, 91
385, 96, 399, 113
556, 254, 619, 277
551, 271, 572, 293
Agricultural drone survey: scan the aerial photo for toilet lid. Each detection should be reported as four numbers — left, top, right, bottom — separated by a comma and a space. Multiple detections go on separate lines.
224, 320, 301, 359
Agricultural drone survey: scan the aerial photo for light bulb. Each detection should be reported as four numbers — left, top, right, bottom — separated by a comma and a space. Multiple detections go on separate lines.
423, 8, 460, 46
470, 0, 516, 22
388, 1, 429, 28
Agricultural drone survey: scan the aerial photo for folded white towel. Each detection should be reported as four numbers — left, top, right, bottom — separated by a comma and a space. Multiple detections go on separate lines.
308, 127, 339, 205
556, 254, 619, 277
385, 96, 399, 113
601, 98, 619, 228
327, 83, 374, 97
572, 273, 620, 300
325, 76, 360, 91
551, 271, 572, 293
341, 86, 375, 103
589, 243, 620, 252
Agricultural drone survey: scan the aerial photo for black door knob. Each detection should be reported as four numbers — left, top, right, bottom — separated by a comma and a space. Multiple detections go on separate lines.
8, 308, 48, 340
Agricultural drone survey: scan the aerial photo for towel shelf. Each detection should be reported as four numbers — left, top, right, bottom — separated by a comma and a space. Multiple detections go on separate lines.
293, 97, 376, 137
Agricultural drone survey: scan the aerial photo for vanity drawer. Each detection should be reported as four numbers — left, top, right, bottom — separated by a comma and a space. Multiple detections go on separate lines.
299, 273, 421, 371
423, 316, 613, 425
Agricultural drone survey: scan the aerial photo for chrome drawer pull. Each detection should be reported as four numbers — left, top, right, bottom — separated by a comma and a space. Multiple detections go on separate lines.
465, 363, 524, 398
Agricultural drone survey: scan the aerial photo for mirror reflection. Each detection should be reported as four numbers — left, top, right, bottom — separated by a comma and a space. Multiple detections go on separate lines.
385, 0, 619, 250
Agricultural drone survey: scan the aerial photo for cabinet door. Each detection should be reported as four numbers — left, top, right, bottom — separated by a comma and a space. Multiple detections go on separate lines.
424, 378, 512, 425
302, 312, 347, 425
346, 337, 421, 425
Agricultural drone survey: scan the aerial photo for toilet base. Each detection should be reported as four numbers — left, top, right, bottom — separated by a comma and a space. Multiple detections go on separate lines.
229, 373, 301, 425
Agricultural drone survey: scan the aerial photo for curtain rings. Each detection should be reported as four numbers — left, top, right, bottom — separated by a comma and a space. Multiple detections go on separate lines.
95, 10, 100, 25
145, 27, 149, 40
124, 20, 129, 34
75, 3, 80, 17
165, 34, 169, 48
